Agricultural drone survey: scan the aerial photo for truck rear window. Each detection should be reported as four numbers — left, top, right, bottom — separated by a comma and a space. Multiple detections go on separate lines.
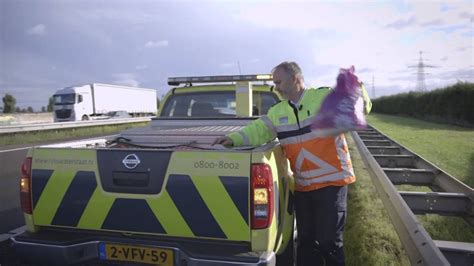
160, 91, 279, 117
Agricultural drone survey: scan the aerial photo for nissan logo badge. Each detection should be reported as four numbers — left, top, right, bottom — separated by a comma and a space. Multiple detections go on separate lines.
122, 154, 141, 169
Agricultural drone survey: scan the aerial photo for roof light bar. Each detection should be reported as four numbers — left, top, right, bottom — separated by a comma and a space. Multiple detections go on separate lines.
168, 74, 273, 86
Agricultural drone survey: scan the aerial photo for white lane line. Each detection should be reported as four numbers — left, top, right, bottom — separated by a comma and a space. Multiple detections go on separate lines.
0, 135, 117, 153
0, 225, 26, 242
0, 147, 29, 153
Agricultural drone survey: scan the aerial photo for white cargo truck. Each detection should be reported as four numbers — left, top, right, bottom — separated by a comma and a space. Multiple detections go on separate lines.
52, 83, 157, 122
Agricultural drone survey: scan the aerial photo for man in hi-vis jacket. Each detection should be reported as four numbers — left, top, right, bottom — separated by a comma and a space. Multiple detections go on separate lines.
214, 61, 371, 266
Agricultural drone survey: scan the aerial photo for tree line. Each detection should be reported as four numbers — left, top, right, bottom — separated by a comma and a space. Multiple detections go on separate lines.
2, 94, 54, 113
372, 82, 474, 127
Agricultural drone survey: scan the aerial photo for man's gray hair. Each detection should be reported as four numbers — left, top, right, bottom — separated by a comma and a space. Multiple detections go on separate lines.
272, 61, 304, 81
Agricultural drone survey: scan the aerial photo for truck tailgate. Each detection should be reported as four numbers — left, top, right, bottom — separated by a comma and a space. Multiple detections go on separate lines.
30, 147, 251, 242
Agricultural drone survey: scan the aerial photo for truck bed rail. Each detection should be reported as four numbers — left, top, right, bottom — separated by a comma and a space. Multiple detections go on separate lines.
0, 117, 152, 134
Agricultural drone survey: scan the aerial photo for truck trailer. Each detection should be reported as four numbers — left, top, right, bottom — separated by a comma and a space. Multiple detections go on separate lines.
52, 83, 157, 122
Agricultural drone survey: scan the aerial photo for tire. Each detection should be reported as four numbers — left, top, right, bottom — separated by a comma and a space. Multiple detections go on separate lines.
81, 115, 89, 121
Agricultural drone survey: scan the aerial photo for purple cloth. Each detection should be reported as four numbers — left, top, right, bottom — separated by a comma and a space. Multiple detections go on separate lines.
310, 66, 367, 136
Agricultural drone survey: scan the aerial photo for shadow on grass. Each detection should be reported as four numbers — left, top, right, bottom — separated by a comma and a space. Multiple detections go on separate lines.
466, 153, 474, 188
369, 113, 473, 132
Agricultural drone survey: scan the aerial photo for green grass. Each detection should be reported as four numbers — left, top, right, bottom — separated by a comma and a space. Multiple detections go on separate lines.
417, 215, 474, 242
345, 134, 410, 265
366, 114, 474, 242
367, 114, 474, 188
0, 122, 149, 147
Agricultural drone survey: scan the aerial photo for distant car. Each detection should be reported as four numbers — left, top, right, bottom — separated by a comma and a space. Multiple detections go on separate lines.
106, 110, 131, 119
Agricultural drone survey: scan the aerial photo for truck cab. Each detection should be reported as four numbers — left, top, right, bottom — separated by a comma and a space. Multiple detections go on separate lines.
53, 85, 93, 122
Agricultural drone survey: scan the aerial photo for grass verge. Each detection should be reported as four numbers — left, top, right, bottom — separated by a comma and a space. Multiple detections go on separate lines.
368, 113, 474, 188
345, 134, 410, 265
1, 122, 149, 147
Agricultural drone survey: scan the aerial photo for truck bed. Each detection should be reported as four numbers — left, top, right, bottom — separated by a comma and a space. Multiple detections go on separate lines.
45, 118, 265, 150
116, 118, 255, 146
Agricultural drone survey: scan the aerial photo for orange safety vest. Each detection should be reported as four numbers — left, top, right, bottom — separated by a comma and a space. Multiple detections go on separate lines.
278, 130, 355, 192
228, 87, 369, 192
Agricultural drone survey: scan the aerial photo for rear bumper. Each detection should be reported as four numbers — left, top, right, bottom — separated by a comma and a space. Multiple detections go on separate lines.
11, 230, 275, 266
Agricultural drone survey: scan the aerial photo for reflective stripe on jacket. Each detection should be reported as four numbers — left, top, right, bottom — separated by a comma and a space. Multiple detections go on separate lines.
228, 86, 371, 192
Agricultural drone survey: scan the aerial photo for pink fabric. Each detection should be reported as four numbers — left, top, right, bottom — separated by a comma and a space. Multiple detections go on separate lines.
310, 66, 367, 136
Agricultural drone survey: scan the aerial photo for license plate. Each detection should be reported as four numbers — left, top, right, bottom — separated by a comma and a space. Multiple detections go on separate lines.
99, 243, 174, 265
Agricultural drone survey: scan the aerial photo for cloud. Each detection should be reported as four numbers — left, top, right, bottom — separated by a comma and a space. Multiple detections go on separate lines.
221, 59, 259, 70
440, 3, 456, 12
113, 79, 140, 87
221, 63, 236, 68
4, 0, 473, 102
232, 2, 370, 32
459, 11, 474, 22
135, 65, 148, 70
457, 46, 470, 52
371, 84, 411, 99
357, 67, 375, 74
145, 40, 169, 48
112, 73, 140, 87
419, 19, 444, 27
436, 68, 474, 81
440, 56, 448, 62
26, 24, 46, 35
431, 24, 469, 34
384, 16, 417, 29
74, 7, 159, 25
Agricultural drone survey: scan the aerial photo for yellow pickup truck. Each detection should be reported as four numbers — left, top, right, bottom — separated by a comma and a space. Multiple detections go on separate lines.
12, 74, 295, 265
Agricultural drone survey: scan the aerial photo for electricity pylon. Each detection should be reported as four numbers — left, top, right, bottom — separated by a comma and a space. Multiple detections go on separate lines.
408, 51, 437, 92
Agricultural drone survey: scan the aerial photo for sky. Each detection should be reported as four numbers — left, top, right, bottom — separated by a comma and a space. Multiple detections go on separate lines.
0, 0, 473, 110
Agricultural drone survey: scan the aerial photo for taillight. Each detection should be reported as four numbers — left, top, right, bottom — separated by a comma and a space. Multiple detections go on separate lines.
251, 163, 274, 229
20, 157, 32, 214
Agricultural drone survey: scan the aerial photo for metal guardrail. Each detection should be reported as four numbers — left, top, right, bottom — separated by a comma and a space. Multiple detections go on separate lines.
351, 126, 474, 265
0, 117, 152, 134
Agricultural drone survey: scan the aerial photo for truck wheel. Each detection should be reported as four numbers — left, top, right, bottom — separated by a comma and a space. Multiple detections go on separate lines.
276, 218, 296, 266
81, 115, 89, 121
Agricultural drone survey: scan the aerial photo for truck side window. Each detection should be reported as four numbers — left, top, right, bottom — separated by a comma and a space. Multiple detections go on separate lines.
77, 94, 83, 103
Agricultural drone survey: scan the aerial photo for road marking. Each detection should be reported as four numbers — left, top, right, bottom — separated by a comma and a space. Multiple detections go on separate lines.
0, 147, 29, 153
0, 135, 117, 153
0, 225, 26, 242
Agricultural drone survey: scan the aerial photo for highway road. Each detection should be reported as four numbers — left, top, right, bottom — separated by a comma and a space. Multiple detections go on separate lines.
0, 145, 27, 234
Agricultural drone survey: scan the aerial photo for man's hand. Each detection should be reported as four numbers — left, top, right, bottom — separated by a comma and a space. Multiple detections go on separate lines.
212, 136, 234, 147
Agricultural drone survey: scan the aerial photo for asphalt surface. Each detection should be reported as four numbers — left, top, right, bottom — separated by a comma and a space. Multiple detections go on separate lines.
0, 146, 27, 233
0, 134, 116, 235
0, 144, 31, 266
0, 135, 117, 266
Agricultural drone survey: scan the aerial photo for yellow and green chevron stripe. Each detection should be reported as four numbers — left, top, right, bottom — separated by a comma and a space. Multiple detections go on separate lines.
30, 148, 252, 242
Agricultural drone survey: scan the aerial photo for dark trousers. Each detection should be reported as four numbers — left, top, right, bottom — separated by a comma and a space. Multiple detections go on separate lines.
295, 185, 347, 266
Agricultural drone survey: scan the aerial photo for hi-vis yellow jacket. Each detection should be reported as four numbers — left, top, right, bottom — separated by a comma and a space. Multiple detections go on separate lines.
228, 85, 372, 192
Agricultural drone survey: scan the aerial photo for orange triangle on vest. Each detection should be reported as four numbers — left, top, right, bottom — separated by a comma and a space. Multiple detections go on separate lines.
302, 158, 320, 170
